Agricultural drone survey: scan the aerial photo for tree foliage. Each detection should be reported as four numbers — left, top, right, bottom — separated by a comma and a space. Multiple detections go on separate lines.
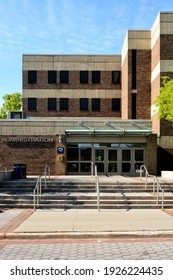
155, 74, 173, 123
0, 92, 22, 119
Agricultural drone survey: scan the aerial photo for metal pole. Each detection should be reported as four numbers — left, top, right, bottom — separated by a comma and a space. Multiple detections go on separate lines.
34, 189, 36, 211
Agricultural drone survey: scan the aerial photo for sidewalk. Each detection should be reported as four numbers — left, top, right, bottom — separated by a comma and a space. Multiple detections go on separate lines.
1, 208, 173, 239
0, 175, 173, 239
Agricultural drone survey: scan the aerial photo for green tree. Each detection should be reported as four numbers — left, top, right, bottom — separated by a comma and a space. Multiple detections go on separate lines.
154, 74, 173, 123
0, 92, 22, 119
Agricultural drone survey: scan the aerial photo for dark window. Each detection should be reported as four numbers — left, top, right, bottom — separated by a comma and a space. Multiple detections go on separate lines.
92, 71, 100, 84
80, 71, 88, 84
92, 98, 100, 111
28, 98, 37, 111
48, 98, 56, 111
80, 98, 89, 111
60, 98, 69, 110
112, 71, 121, 84
48, 71, 56, 84
112, 98, 121, 111
28, 71, 37, 84
132, 93, 136, 119
132, 49, 137, 89
60, 71, 69, 84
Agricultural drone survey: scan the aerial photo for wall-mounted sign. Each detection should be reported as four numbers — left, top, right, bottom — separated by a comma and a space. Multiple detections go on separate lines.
57, 147, 64, 154
1, 137, 54, 143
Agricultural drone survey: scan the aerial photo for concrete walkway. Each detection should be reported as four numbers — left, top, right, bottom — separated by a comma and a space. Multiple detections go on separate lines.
0, 175, 173, 239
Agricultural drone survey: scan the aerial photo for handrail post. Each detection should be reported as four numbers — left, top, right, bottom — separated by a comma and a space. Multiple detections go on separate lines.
34, 189, 36, 211
157, 182, 159, 205
153, 176, 156, 198
91, 161, 93, 176
162, 190, 164, 210
95, 165, 100, 212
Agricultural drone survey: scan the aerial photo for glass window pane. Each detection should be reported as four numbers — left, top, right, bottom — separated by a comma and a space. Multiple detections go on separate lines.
112, 71, 121, 84
135, 150, 144, 161
28, 71, 37, 83
80, 163, 91, 173
112, 98, 121, 111
92, 71, 100, 83
60, 98, 69, 110
80, 98, 88, 111
28, 98, 37, 111
80, 148, 91, 161
96, 163, 104, 173
67, 148, 79, 161
134, 163, 143, 170
122, 150, 131, 161
108, 163, 117, 173
48, 71, 56, 84
122, 163, 131, 172
95, 150, 104, 161
80, 71, 88, 84
108, 150, 117, 161
92, 98, 100, 111
48, 98, 56, 111
67, 163, 78, 173
60, 71, 69, 83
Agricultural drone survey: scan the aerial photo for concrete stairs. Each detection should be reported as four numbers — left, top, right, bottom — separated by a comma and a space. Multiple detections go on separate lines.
0, 178, 173, 210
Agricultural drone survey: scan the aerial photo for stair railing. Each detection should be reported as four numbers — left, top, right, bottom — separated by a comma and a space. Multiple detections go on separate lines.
44, 164, 50, 188
33, 165, 50, 211
33, 176, 42, 211
140, 165, 164, 210
95, 165, 100, 211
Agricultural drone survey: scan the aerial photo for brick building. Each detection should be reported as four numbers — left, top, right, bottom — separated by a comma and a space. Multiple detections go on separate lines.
0, 11, 173, 176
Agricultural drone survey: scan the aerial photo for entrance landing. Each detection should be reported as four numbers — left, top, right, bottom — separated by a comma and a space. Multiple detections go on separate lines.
13, 209, 173, 237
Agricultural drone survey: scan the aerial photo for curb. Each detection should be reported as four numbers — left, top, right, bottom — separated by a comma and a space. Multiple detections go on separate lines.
1, 230, 173, 239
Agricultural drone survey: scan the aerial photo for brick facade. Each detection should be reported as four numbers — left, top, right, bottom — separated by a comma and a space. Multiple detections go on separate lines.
23, 70, 121, 90
23, 98, 121, 118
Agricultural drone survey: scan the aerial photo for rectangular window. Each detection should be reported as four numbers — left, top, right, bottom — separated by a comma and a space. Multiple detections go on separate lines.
132, 49, 137, 89
80, 71, 88, 84
48, 98, 56, 111
112, 71, 121, 84
132, 93, 136, 119
112, 98, 121, 111
28, 98, 37, 111
92, 71, 100, 84
48, 71, 56, 84
28, 71, 37, 84
60, 98, 69, 111
92, 98, 100, 111
60, 71, 69, 84
80, 98, 89, 111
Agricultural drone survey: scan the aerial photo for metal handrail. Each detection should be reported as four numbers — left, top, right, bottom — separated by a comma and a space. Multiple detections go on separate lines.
140, 165, 164, 210
153, 176, 164, 210
33, 165, 50, 211
43, 164, 50, 188
95, 165, 100, 211
33, 176, 42, 211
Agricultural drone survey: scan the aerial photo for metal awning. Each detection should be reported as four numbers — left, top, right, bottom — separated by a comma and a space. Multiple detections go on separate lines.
65, 120, 152, 136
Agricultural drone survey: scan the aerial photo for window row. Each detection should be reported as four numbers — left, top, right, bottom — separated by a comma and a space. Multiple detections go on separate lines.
28, 98, 121, 112
28, 70, 121, 85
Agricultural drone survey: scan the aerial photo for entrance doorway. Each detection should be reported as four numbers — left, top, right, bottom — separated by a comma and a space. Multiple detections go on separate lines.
67, 143, 145, 176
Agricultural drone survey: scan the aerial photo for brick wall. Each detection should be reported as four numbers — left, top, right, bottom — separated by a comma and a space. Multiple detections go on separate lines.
146, 134, 157, 175
122, 54, 128, 119
160, 35, 173, 59
23, 98, 121, 118
23, 70, 121, 90
0, 136, 56, 175
122, 50, 151, 120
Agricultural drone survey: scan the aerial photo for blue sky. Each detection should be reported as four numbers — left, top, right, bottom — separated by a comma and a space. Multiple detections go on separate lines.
0, 0, 173, 106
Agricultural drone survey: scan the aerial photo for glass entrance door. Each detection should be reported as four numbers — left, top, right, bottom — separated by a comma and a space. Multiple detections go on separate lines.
94, 148, 106, 174
107, 149, 118, 174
